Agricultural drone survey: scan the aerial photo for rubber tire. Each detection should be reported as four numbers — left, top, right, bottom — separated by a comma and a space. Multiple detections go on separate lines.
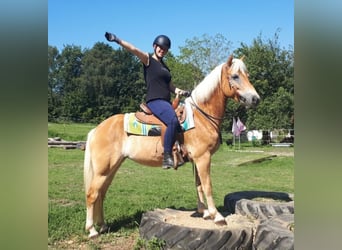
253, 214, 294, 250
139, 208, 253, 249
224, 191, 294, 220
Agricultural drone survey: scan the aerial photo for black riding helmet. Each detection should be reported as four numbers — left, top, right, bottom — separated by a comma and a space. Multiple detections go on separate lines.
153, 35, 171, 50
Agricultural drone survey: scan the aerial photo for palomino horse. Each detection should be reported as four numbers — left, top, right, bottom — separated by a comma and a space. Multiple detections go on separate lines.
84, 55, 260, 238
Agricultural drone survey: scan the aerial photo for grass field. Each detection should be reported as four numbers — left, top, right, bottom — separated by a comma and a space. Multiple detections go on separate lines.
48, 123, 294, 249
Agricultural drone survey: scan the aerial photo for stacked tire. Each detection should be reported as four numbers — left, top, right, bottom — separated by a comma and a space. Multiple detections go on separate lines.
139, 191, 294, 249
224, 191, 294, 250
139, 208, 254, 249
254, 214, 294, 250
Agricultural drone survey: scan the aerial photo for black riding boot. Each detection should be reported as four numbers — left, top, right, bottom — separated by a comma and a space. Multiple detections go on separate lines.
162, 152, 174, 169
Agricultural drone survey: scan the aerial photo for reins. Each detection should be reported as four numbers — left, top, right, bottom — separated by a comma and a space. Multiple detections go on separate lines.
189, 95, 223, 144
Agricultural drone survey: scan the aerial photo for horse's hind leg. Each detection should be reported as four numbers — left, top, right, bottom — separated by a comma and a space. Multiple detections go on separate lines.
96, 169, 119, 234
86, 159, 122, 238
86, 174, 108, 238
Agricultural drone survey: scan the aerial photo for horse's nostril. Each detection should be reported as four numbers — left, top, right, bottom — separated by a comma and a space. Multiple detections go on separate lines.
253, 96, 260, 106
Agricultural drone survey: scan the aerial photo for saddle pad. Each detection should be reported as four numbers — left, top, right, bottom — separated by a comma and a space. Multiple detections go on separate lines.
124, 113, 159, 135
182, 99, 195, 130
124, 100, 195, 136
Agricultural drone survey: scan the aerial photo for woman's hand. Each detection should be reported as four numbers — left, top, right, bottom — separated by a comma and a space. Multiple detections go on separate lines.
176, 88, 191, 97
181, 90, 191, 97
105, 32, 121, 44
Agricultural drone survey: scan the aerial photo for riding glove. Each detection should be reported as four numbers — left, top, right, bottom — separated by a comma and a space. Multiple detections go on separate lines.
105, 32, 121, 44
181, 90, 191, 97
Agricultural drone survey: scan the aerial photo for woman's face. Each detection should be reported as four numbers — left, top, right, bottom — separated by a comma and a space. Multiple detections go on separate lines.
154, 45, 168, 58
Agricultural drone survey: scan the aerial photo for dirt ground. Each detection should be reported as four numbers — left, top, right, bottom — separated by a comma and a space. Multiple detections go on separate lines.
156, 208, 255, 230
269, 150, 294, 157
49, 232, 139, 249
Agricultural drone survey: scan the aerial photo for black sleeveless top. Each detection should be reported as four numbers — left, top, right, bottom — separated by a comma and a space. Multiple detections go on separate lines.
144, 54, 172, 103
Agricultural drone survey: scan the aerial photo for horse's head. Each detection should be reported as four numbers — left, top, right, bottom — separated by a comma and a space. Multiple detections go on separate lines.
221, 55, 260, 108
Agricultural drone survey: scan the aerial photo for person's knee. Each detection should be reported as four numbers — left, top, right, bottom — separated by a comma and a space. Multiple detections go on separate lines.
169, 116, 179, 128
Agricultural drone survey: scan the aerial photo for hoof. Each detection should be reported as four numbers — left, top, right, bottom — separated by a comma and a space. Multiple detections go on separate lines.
215, 219, 227, 226
214, 214, 227, 226
88, 231, 99, 239
203, 209, 211, 220
88, 227, 99, 239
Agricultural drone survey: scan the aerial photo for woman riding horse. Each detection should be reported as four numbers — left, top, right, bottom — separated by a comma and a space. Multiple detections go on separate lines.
105, 32, 190, 169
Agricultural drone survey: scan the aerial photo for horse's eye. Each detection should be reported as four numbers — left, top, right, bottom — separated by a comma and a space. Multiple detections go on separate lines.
231, 74, 239, 80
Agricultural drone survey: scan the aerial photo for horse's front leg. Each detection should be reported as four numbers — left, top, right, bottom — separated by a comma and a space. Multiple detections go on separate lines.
196, 154, 226, 225
195, 167, 206, 214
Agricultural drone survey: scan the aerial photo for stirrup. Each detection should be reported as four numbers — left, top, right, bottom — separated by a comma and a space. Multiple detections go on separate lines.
173, 151, 184, 170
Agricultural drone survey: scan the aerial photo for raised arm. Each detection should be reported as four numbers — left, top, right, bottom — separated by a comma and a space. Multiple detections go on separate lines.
105, 32, 149, 66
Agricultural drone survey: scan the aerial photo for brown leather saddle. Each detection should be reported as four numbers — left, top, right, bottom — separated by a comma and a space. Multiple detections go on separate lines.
135, 96, 186, 126
134, 95, 189, 169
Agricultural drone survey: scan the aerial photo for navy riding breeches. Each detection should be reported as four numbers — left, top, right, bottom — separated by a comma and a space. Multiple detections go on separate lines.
147, 99, 181, 153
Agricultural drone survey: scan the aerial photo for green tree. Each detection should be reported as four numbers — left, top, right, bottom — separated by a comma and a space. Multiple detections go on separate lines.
247, 87, 294, 129
164, 52, 203, 92
79, 43, 145, 122
178, 33, 233, 81
229, 31, 294, 131
110, 48, 145, 113
57, 45, 84, 122
237, 31, 294, 98
48, 45, 61, 121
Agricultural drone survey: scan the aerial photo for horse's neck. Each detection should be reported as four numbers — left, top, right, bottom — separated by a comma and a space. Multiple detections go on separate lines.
192, 64, 228, 126
196, 87, 227, 125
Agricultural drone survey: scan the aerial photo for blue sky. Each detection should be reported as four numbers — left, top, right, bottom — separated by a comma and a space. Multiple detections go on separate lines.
48, 0, 293, 55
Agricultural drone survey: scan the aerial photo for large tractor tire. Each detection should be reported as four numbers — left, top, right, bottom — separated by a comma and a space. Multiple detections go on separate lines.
253, 213, 294, 250
224, 191, 294, 220
139, 208, 254, 249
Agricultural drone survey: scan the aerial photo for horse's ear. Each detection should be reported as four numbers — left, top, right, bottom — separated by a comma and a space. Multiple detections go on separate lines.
240, 55, 245, 61
227, 55, 233, 67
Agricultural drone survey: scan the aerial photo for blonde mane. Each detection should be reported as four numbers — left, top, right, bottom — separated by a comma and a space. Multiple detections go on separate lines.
191, 58, 248, 104
192, 63, 224, 103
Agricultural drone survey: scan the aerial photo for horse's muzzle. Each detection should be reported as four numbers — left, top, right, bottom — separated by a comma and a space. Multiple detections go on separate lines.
239, 92, 260, 108
252, 95, 260, 106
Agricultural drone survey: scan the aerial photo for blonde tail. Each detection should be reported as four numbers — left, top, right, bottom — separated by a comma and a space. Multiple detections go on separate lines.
84, 128, 96, 195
